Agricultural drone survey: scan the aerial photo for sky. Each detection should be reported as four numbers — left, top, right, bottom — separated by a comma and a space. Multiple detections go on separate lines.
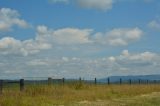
0, 0, 160, 79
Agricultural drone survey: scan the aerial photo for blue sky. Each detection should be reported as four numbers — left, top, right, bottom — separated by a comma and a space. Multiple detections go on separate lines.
0, 0, 160, 79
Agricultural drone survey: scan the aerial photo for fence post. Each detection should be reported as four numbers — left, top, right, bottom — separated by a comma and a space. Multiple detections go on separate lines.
138, 79, 141, 84
107, 78, 110, 85
95, 78, 97, 85
20, 79, 24, 91
0, 80, 3, 94
120, 78, 122, 85
129, 79, 131, 85
48, 77, 52, 85
79, 77, 82, 83
147, 80, 149, 84
62, 78, 65, 85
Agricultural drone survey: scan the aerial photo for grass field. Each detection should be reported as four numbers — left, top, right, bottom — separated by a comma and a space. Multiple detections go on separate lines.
1, 83, 160, 106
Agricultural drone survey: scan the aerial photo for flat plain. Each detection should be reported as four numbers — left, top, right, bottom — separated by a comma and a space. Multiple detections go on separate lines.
1, 83, 160, 106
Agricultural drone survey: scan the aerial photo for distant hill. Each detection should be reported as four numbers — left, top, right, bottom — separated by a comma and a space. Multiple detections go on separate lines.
98, 75, 160, 83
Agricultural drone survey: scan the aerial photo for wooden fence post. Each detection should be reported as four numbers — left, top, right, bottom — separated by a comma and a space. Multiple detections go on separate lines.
0, 80, 3, 94
138, 79, 141, 84
48, 77, 52, 85
95, 78, 97, 85
147, 80, 149, 84
107, 78, 110, 85
20, 79, 24, 91
62, 78, 65, 85
129, 79, 131, 85
120, 78, 122, 85
79, 77, 82, 83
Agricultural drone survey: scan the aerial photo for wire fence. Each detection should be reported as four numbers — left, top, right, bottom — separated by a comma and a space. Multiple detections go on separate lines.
1, 77, 160, 94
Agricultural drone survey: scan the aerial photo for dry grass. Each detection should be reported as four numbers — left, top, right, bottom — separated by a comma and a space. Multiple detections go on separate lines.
1, 83, 160, 106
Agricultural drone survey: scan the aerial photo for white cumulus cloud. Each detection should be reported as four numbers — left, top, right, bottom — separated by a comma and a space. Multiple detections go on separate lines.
0, 37, 51, 56
93, 27, 143, 46
0, 8, 29, 31
0, 25, 144, 56
36, 25, 93, 45
111, 50, 159, 67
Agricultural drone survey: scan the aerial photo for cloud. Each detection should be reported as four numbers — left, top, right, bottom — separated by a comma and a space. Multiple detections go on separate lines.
36, 26, 143, 46
27, 59, 50, 66
0, 25, 93, 56
109, 50, 159, 67
148, 20, 160, 30
49, 0, 70, 4
49, 0, 69, 4
15, 50, 160, 78
0, 25, 143, 56
0, 49, 160, 78
22, 39, 52, 56
0, 8, 29, 31
49, 0, 154, 11
93, 27, 143, 46
77, 0, 114, 11
0, 37, 22, 55
120, 50, 157, 61
52, 28, 93, 44
36, 25, 93, 45
62, 57, 69, 62
0, 37, 51, 56
49, 0, 115, 11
